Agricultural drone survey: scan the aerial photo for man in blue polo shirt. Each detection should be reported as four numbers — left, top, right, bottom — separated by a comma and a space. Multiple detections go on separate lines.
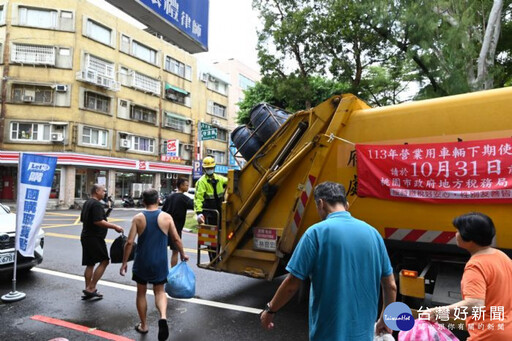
260, 181, 397, 340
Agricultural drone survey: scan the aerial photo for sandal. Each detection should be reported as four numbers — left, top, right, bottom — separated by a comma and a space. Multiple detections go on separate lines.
82, 289, 103, 299
135, 323, 149, 334
158, 319, 169, 340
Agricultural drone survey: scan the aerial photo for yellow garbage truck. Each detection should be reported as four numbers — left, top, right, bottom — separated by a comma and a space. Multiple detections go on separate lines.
197, 87, 512, 307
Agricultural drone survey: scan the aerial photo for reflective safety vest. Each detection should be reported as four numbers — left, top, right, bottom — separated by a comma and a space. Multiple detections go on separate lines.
194, 173, 228, 214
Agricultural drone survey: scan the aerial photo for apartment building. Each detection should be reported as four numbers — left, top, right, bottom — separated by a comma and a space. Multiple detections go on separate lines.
214, 58, 260, 169
0, 0, 230, 207
214, 58, 260, 129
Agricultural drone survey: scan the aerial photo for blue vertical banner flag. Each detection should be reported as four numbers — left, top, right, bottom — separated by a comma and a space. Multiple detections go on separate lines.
16, 154, 57, 257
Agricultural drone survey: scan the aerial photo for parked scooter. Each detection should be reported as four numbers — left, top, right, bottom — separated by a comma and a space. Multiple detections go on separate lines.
122, 195, 135, 208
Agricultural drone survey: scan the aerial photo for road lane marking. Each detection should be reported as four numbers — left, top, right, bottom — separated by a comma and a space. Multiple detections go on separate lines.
31, 315, 134, 341
73, 215, 81, 225
46, 212, 81, 217
42, 224, 79, 229
45, 232, 202, 254
32, 268, 262, 315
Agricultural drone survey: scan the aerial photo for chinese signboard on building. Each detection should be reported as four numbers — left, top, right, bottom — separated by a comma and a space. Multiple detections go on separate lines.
356, 138, 512, 203
105, 0, 209, 53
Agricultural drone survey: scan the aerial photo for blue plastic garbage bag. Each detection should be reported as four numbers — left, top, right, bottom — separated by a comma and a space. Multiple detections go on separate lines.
165, 261, 196, 299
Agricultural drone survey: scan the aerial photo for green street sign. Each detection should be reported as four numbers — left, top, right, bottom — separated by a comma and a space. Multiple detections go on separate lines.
199, 122, 217, 141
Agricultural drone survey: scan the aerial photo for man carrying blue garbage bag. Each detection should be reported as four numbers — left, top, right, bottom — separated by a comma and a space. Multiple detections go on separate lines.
120, 188, 188, 341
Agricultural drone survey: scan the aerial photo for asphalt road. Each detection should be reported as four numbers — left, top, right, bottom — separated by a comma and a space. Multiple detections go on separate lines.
0, 208, 309, 341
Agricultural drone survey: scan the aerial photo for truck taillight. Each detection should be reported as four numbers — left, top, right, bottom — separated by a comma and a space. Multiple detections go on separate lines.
401, 270, 418, 278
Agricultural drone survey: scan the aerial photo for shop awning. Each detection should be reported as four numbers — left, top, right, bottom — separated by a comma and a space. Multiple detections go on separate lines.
165, 112, 188, 121
165, 83, 189, 95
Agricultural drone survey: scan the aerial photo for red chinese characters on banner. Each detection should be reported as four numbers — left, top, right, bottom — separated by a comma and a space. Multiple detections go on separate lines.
356, 138, 512, 203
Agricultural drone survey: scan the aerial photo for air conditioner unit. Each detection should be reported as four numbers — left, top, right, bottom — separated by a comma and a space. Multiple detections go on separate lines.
206, 149, 213, 154
208, 76, 217, 82
120, 138, 131, 149
50, 132, 64, 142
22, 96, 34, 102
200, 73, 208, 82
184, 145, 193, 151
185, 119, 192, 125
211, 119, 221, 126
55, 84, 68, 92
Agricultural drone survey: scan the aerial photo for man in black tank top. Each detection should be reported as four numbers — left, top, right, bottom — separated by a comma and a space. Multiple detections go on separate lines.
120, 189, 188, 340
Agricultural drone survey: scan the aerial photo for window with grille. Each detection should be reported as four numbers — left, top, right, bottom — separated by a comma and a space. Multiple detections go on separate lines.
207, 78, 228, 95
207, 101, 227, 118
86, 54, 114, 78
82, 127, 108, 147
165, 89, 190, 106
120, 35, 130, 53
165, 56, 191, 80
130, 105, 157, 124
12, 44, 56, 65
84, 91, 110, 113
211, 150, 226, 165
133, 72, 160, 95
60, 11, 73, 30
12, 85, 53, 104
132, 41, 157, 64
165, 115, 186, 131
86, 19, 111, 46
10, 122, 51, 141
216, 128, 227, 142
132, 136, 155, 153
18, 7, 57, 29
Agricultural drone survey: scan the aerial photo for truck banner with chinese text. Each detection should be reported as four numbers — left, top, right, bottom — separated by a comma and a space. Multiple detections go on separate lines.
356, 138, 512, 203
15, 153, 57, 257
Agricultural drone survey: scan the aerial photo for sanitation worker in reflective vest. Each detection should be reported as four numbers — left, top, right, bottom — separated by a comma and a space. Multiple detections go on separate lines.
194, 156, 227, 261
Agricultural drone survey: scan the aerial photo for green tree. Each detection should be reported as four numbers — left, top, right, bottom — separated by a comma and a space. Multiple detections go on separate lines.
250, 0, 511, 111
366, 0, 511, 95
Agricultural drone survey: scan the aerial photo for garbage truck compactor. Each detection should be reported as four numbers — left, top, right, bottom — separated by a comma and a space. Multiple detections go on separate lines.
197, 87, 512, 307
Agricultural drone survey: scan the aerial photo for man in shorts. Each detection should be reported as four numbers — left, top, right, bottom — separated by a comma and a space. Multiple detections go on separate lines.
162, 178, 194, 267
120, 189, 189, 340
80, 184, 123, 299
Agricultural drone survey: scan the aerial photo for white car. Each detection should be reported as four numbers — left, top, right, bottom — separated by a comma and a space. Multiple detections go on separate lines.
0, 203, 44, 273
184, 187, 195, 200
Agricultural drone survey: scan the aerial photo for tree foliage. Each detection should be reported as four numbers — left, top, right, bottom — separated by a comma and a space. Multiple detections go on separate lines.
239, 0, 512, 123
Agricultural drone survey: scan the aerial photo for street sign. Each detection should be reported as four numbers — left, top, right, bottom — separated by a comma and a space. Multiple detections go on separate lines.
199, 122, 217, 141
193, 160, 202, 179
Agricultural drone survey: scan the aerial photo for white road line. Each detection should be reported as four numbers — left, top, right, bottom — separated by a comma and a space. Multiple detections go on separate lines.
31, 268, 262, 315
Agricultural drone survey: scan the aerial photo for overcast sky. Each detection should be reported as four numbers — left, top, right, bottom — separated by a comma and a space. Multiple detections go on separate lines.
91, 0, 260, 71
